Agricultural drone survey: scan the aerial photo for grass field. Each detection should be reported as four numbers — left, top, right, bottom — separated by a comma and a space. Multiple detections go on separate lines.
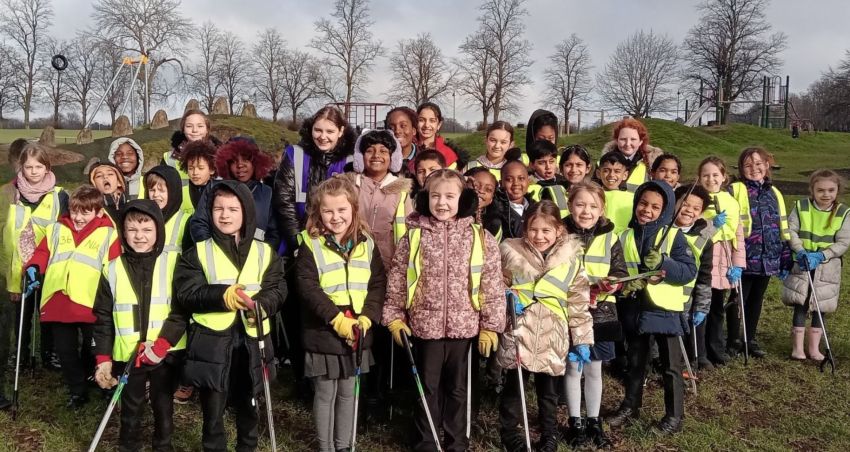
0, 129, 113, 146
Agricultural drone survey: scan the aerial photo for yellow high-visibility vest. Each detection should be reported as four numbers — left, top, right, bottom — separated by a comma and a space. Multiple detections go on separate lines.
604, 190, 634, 234
194, 239, 272, 337
620, 227, 690, 312
795, 199, 850, 254
535, 185, 570, 219
510, 259, 579, 322
464, 159, 503, 181
680, 229, 710, 304
406, 224, 484, 310
2, 187, 62, 293
163, 210, 189, 253
583, 231, 616, 302
625, 161, 648, 193
161, 151, 194, 214
106, 252, 187, 361
730, 181, 790, 240
41, 224, 115, 310
393, 191, 409, 244
704, 191, 741, 247
301, 231, 374, 314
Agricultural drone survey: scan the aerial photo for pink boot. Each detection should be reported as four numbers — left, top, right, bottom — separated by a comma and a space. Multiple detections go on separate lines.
807, 328, 825, 361
790, 327, 806, 360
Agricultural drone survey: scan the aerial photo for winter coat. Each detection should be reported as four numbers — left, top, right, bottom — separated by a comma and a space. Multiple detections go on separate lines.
525, 109, 559, 152
144, 165, 194, 252
296, 234, 386, 355
342, 173, 413, 272
190, 180, 279, 249
710, 222, 746, 290
679, 219, 715, 315
497, 237, 591, 376
174, 181, 286, 394
495, 191, 537, 240
420, 135, 468, 170
563, 216, 628, 281
739, 178, 792, 275
781, 202, 850, 313
383, 212, 505, 340
107, 137, 144, 200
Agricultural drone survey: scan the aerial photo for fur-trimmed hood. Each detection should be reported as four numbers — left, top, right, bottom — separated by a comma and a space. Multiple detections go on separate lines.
500, 236, 584, 283
342, 172, 413, 195
353, 129, 404, 174
601, 140, 664, 168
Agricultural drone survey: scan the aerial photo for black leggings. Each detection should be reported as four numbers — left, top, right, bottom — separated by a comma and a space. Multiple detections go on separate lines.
793, 301, 825, 328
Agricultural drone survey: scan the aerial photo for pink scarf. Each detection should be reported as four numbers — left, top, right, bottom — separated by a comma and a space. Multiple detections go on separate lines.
15, 170, 57, 204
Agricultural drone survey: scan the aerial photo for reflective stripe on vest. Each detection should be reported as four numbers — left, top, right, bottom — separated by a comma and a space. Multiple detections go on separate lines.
511, 260, 578, 322
393, 191, 409, 244
795, 199, 850, 253
464, 159, 503, 181
681, 230, 710, 302
195, 239, 272, 337
731, 182, 790, 240
302, 231, 374, 314
625, 161, 648, 193
540, 185, 570, 218
620, 227, 689, 312
605, 190, 634, 234
41, 224, 115, 310
583, 231, 615, 302
705, 191, 741, 247
3, 187, 62, 293
162, 210, 189, 253
106, 252, 186, 361
406, 224, 484, 310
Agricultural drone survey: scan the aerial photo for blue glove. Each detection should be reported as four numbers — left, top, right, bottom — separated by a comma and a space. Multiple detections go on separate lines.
23, 280, 40, 298
796, 251, 809, 269
506, 290, 524, 316
568, 345, 592, 372
693, 311, 707, 327
713, 210, 727, 228
805, 252, 825, 271
726, 266, 743, 285
778, 269, 789, 281
25, 266, 38, 283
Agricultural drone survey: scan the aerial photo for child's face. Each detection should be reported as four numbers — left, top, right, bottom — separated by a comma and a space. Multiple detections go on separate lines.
652, 159, 680, 188
415, 159, 442, 187
675, 194, 704, 227
570, 190, 603, 230
312, 118, 344, 152
526, 216, 561, 252
124, 218, 156, 253
320, 193, 353, 240
699, 162, 725, 193
70, 208, 99, 231
501, 164, 530, 203
22, 157, 48, 185
531, 155, 557, 180
212, 193, 243, 237
742, 153, 768, 182
417, 108, 441, 142
484, 129, 512, 163
534, 125, 557, 144
148, 180, 169, 210
561, 154, 589, 184
387, 111, 416, 150
468, 172, 496, 209
429, 179, 461, 222
114, 144, 139, 175
229, 155, 254, 182
616, 127, 642, 157
363, 143, 391, 179
188, 158, 214, 186
636, 190, 664, 225
92, 167, 120, 195
813, 180, 839, 210
183, 114, 208, 142
597, 162, 628, 191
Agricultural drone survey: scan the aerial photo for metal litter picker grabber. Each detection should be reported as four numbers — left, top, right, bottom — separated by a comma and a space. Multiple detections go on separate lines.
804, 271, 836, 374
507, 291, 532, 452
87, 345, 141, 452
237, 290, 278, 451
351, 325, 363, 451
401, 330, 443, 452
712, 196, 748, 365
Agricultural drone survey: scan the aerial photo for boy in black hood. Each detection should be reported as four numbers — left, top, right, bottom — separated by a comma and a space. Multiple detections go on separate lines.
174, 181, 285, 451
525, 109, 559, 152
144, 165, 193, 253
608, 180, 697, 435
92, 199, 187, 451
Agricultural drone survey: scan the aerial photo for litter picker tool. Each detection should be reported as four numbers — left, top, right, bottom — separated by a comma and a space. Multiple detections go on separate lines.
678, 336, 697, 394
11, 279, 29, 420
237, 290, 277, 451
713, 196, 748, 365
401, 331, 443, 452
87, 345, 142, 452
605, 270, 663, 284
351, 325, 363, 451
804, 270, 836, 374
466, 343, 472, 440
507, 292, 532, 452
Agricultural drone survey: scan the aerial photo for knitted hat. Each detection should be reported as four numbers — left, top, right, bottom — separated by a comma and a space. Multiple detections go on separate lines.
353, 129, 403, 174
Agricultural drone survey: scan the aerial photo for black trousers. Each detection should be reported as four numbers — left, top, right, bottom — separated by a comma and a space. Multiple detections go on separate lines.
499, 369, 558, 439
412, 337, 472, 452
727, 275, 772, 346
119, 362, 180, 452
51, 323, 93, 397
705, 288, 728, 360
280, 292, 305, 383
621, 333, 684, 419
15, 289, 54, 363
199, 345, 258, 452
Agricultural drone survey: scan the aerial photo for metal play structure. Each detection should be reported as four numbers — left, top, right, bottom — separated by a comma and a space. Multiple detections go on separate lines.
330, 102, 394, 130
683, 75, 791, 129
83, 54, 150, 129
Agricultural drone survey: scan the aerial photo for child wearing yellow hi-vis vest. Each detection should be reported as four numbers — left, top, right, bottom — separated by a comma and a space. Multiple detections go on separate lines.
92, 200, 187, 451
497, 200, 592, 452
462, 121, 516, 181
173, 181, 285, 451
596, 151, 634, 234
383, 169, 505, 452
295, 177, 387, 452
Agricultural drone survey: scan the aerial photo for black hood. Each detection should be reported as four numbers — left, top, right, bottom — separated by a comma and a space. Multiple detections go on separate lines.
629, 180, 675, 254
170, 131, 222, 157
119, 199, 166, 258
144, 165, 183, 222
298, 125, 357, 164
564, 215, 615, 236
207, 180, 257, 263
525, 109, 559, 151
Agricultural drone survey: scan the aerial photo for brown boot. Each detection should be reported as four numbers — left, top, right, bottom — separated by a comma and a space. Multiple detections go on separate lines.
790, 327, 806, 360
807, 328, 825, 361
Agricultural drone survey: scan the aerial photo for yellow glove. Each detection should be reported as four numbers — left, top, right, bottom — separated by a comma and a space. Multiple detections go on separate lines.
94, 361, 118, 389
223, 284, 247, 311
478, 329, 499, 357
330, 312, 358, 341
357, 315, 372, 336
388, 319, 412, 346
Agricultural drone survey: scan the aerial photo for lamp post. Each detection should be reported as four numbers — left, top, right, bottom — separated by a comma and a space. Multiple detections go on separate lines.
452, 91, 456, 133
677, 90, 681, 122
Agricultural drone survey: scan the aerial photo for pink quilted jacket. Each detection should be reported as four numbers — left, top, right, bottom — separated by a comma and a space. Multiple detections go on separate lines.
710, 222, 747, 289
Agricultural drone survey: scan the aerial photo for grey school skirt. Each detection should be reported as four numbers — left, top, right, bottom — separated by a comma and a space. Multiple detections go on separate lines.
304, 350, 375, 380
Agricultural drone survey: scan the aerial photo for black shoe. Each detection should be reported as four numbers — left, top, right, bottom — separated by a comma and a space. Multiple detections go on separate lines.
654, 416, 683, 435
0, 394, 12, 411
66, 394, 88, 410
43, 352, 62, 371
567, 417, 586, 447
607, 407, 638, 428
586, 417, 611, 449
335, 449, 351, 452
710, 351, 730, 365
747, 341, 767, 358
726, 340, 742, 358
502, 432, 529, 452
697, 359, 715, 371
536, 435, 559, 452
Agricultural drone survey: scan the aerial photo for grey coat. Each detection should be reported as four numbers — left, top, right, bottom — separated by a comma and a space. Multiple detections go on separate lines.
781, 203, 850, 313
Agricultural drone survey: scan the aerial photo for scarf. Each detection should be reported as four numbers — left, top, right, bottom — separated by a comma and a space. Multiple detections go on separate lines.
15, 171, 57, 204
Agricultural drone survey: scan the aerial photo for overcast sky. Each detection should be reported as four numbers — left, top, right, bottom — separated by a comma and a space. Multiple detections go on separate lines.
21, 0, 850, 125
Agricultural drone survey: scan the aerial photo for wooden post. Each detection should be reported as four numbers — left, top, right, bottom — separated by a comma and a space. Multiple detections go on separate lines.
577, 109, 582, 132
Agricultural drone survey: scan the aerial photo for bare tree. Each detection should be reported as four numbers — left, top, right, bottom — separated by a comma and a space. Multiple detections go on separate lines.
0, 42, 18, 120
456, 30, 497, 128
387, 33, 456, 106
682, 0, 787, 124
475, 0, 533, 121
310, 0, 383, 113
91, 0, 193, 123
40, 38, 70, 128
186, 21, 222, 113
279, 49, 320, 124
544, 34, 592, 134
216, 31, 249, 114
93, 41, 127, 126
64, 34, 100, 126
252, 28, 286, 122
0, 0, 53, 128
597, 30, 679, 118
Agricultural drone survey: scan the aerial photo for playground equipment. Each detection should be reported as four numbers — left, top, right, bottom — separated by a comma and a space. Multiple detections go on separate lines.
329, 102, 394, 130
684, 75, 791, 129
83, 54, 150, 130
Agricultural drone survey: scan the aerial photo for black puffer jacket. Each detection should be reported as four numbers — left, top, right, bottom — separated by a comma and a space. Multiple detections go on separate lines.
564, 215, 628, 280
162, 131, 222, 165
174, 181, 286, 394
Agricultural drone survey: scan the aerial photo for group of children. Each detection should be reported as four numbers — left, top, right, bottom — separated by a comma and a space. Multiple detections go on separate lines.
1, 105, 847, 452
